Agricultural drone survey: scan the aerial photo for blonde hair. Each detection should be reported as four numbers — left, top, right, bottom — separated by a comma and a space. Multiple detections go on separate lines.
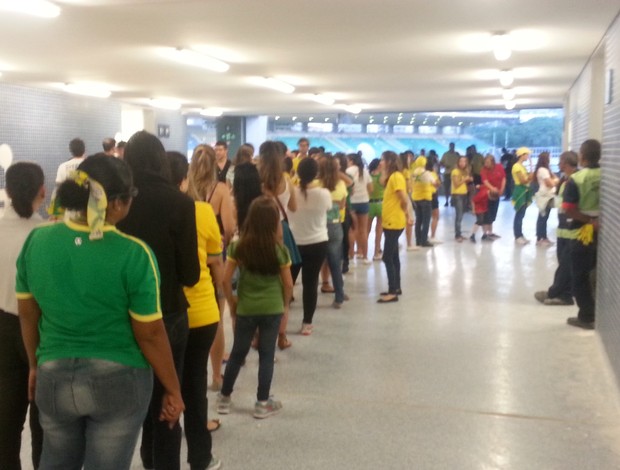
187, 144, 217, 201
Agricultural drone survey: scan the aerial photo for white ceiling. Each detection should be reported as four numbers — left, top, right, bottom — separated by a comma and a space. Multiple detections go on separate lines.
0, 0, 618, 116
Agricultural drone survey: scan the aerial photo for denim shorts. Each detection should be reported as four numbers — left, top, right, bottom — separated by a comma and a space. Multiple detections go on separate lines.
351, 202, 370, 215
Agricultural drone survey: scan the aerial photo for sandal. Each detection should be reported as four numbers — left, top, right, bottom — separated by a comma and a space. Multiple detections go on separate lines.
321, 282, 335, 293
207, 419, 221, 433
278, 333, 292, 350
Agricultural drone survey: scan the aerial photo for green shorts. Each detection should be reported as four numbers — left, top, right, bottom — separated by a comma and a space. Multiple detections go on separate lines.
369, 201, 383, 218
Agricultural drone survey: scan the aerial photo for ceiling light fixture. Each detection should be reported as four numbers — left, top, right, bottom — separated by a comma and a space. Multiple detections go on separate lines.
492, 33, 512, 61
149, 98, 182, 110
275, 116, 280, 120
200, 107, 223, 117
0, 0, 60, 18
499, 69, 514, 87
344, 104, 362, 114
259, 77, 295, 94
502, 88, 516, 101
168, 48, 229, 73
63, 83, 111, 98
309, 117, 314, 121
504, 100, 516, 110
292, 116, 297, 121
311, 94, 335, 105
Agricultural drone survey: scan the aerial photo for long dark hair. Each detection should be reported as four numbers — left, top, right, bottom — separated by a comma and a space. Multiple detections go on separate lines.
259, 141, 284, 195
297, 157, 318, 200
348, 152, 364, 181
382, 151, 401, 178
5, 162, 44, 218
57, 154, 133, 211
166, 151, 189, 187
535, 151, 550, 171
124, 130, 171, 182
318, 156, 339, 192
233, 162, 262, 229
235, 196, 281, 275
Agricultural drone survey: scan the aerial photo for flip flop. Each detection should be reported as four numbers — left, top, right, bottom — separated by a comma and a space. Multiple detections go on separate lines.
207, 419, 221, 433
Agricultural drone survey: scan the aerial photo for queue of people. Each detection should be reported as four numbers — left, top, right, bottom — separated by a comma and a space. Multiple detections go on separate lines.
0, 133, 601, 469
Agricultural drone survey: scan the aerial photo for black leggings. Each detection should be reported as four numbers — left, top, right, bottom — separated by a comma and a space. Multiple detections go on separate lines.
291, 241, 328, 324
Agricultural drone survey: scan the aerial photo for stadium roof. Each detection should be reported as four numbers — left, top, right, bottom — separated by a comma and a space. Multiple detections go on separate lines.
0, 1, 617, 115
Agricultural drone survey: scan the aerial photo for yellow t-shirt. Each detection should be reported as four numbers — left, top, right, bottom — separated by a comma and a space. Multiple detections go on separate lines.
331, 180, 348, 223
184, 202, 223, 328
401, 168, 411, 195
411, 168, 433, 201
382, 171, 407, 230
512, 162, 528, 186
451, 168, 468, 195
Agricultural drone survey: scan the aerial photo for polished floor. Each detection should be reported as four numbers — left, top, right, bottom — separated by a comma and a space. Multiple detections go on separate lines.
21, 200, 620, 469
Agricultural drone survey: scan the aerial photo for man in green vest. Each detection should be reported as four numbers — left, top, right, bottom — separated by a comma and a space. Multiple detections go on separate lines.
562, 139, 601, 330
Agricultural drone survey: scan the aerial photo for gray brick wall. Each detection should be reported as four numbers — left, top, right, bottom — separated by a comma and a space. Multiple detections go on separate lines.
0, 83, 121, 209
598, 16, 620, 381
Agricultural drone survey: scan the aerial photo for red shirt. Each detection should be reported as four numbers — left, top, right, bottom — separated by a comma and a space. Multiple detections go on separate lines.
472, 186, 489, 214
481, 163, 505, 190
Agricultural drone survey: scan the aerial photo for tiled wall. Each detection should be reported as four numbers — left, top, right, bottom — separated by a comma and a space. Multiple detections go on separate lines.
0, 83, 188, 210
0, 83, 122, 208
598, 15, 620, 381
567, 62, 592, 151
567, 11, 620, 385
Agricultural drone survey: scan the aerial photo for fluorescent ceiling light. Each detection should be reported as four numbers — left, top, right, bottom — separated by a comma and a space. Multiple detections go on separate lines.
504, 100, 516, 110
150, 98, 181, 110
502, 88, 516, 101
258, 77, 295, 94
200, 107, 223, 117
63, 83, 111, 98
167, 48, 229, 73
492, 33, 511, 61
339, 104, 362, 114
499, 69, 514, 87
311, 94, 335, 105
0, 0, 60, 18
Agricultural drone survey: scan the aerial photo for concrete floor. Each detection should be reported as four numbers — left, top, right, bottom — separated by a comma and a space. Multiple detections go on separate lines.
21, 200, 620, 469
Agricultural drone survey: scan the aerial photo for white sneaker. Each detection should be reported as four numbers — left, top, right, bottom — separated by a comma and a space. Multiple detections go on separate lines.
515, 237, 530, 245
362, 257, 372, 265
216, 393, 231, 414
429, 238, 442, 244
407, 245, 420, 251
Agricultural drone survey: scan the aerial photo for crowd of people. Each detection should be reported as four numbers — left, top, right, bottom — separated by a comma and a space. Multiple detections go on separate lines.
0, 132, 600, 469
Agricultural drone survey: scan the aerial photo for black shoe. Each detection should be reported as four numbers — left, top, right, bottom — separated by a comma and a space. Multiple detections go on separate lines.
534, 291, 548, 304
567, 317, 594, 330
469, 234, 476, 243
380, 289, 402, 296
420, 242, 434, 248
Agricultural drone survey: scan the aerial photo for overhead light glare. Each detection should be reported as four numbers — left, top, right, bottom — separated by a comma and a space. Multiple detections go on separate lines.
492, 33, 512, 61
502, 88, 516, 101
292, 116, 297, 121
311, 93, 335, 105
63, 83, 111, 98
259, 77, 295, 94
150, 98, 182, 110
337, 104, 362, 114
309, 116, 314, 121
499, 69, 514, 87
504, 100, 516, 110
168, 48, 229, 73
200, 107, 223, 117
0, 0, 60, 18
275, 116, 280, 120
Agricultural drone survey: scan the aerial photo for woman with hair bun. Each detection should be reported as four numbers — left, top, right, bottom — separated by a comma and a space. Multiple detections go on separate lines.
16, 154, 183, 470
0, 162, 45, 470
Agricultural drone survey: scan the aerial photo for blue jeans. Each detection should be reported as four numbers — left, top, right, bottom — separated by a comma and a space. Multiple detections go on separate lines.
326, 223, 345, 303
382, 229, 403, 294
452, 194, 467, 238
36, 358, 152, 470
222, 314, 282, 401
513, 204, 527, 238
413, 200, 431, 245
